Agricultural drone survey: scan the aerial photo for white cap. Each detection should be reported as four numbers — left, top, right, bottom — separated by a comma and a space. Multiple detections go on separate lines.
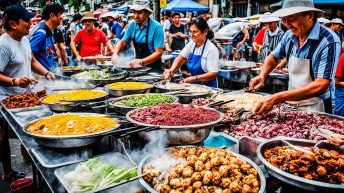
331, 18, 344, 25
259, 13, 280, 23
129, 0, 153, 13
318, 17, 330, 24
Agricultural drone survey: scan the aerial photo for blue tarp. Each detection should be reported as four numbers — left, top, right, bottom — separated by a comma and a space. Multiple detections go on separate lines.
161, 0, 210, 12
271, 0, 344, 7
109, 6, 129, 12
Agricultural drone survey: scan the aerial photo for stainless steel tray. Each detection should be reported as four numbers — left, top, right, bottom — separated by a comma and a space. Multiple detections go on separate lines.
138, 146, 266, 193
257, 138, 344, 192
55, 152, 142, 193
104, 83, 153, 97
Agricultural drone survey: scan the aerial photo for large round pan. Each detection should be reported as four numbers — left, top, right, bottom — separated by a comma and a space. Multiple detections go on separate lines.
138, 146, 266, 193
104, 83, 154, 97
71, 70, 128, 86
257, 138, 344, 192
109, 94, 179, 115
126, 106, 224, 144
23, 113, 121, 148
41, 89, 109, 112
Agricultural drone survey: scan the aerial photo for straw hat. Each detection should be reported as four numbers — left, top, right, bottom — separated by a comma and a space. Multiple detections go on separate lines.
272, 0, 324, 18
129, 0, 153, 13
81, 12, 96, 21
331, 18, 344, 25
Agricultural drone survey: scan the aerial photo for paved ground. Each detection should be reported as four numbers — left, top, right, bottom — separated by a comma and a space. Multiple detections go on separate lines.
0, 139, 32, 193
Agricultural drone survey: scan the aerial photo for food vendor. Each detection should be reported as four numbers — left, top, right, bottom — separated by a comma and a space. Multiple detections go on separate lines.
111, 0, 164, 74
0, 4, 56, 181
249, 0, 341, 114
163, 18, 220, 88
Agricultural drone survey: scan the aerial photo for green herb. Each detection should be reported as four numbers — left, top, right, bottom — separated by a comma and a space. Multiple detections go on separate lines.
115, 95, 175, 107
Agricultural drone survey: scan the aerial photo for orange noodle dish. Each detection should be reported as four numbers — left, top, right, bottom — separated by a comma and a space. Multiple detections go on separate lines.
27, 114, 117, 136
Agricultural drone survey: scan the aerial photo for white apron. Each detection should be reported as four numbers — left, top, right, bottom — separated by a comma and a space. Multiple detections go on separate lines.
287, 55, 324, 112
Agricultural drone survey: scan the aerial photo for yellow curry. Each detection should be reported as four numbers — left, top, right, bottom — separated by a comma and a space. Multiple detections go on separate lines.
42, 90, 107, 104
107, 82, 150, 90
27, 114, 117, 136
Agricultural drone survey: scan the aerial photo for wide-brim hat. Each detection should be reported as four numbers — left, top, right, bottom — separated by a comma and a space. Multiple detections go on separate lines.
259, 15, 280, 23
272, 0, 324, 18
81, 12, 96, 21
129, 0, 153, 13
318, 17, 330, 23
331, 18, 344, 25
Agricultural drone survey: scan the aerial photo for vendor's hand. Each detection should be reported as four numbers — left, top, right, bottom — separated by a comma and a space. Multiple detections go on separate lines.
329, 134, 344, 146
236, 42, 243, 49
254, 95, 277, 115
180, 76, 196, 84
14, 77, 37, 88
249, 75, 265, 91
163, 69, 173, 81
129, 59, 144, 68
45, 72, 55, 81
76, 55, 81, 62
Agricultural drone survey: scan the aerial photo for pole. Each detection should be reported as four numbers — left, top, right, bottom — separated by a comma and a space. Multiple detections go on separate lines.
155, 0, 161, 21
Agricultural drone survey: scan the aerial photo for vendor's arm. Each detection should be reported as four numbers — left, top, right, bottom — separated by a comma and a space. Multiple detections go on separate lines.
31, 54, 55, 80
181, 72, 218, 83
275, 58, 287, 70
236, 27, 249, 49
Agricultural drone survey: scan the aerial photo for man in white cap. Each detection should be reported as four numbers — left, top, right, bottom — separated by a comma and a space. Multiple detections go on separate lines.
330, 18, 343, 43
250, 0, 341, 114
112, 0, 164, 73
259, 14, 285, 64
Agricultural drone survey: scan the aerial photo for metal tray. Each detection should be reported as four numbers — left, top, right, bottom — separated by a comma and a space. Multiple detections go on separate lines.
257, 138, 344, 192
138, 146, 266, 193
55, 152, 142, 193
104, 83, 153, 97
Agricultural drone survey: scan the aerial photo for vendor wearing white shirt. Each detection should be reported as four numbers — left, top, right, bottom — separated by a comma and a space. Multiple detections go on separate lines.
164, 18, 220, 88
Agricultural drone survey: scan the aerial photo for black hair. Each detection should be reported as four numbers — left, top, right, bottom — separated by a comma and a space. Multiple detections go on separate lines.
3, 17, 19, 31
172, 12, 181, 18
41, 3, 64, 20
188, 17, 213, 39
72, 13, 82, 22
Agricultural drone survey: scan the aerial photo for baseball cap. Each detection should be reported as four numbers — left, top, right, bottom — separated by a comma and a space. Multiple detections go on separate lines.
4, 4, 36, 22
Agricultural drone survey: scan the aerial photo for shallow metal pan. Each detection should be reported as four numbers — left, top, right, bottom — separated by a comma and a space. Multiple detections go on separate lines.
104, 83, 153, 97
257, 138, 344, 192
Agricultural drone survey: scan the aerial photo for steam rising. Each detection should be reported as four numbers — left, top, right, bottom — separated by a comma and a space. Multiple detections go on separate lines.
111, 46, 136, 68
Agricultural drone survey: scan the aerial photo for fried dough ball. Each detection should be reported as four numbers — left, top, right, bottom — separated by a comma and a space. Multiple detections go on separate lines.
210, 157, 222, 166
221, 178, 231, 188
222, 189, 232, 193
184, 186, 193, 193
178, 149, 188, 157
248, 168, 258, 176
203, 171, 213, 185
187, 155, 198, 166
229, 180, 241, 192
199, 153, 208, 163
191, 172, 202, 182
182, 178, 192, 187
182, 166, 194, 178
219, 165, 229, 177
194, 189, 205, 193
187, 148, 197, 156
240, 164, 252, 172
212, 171, 222, 185
159, 184, 171, 193
192, 181, 203, 189
205, 161, 212, 170
301, 153, 315, 162
195, 160, 205, 172
170, 178, 182, 189
243, 174, 259, 188
242, 184, 254, 193
208, 152, 216, 159
175, 164, 185, 174
170, 189, 182, 193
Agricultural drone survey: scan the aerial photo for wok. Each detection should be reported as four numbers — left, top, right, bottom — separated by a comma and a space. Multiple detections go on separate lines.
126, 106, 224, 144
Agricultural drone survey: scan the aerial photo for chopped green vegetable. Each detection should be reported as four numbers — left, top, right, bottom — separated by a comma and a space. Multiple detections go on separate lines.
114, 95, 175, 107
62, 158, 137, 193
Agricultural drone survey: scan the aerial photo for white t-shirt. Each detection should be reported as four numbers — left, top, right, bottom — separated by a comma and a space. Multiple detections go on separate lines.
180, 39, 220, 72
0, 33, 32, 100
163, 19, 172, 32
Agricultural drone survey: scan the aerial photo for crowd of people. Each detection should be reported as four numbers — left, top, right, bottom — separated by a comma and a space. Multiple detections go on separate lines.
0, 0, 344, 185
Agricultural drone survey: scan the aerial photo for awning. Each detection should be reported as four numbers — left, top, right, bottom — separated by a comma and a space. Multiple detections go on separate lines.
161, 0, 210, 12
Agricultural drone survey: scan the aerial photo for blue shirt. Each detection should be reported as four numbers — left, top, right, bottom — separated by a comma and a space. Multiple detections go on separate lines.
111, 22, 124, 39
122, 18, 164, 53
272, 21, 341, 99
30, 22, 56, 71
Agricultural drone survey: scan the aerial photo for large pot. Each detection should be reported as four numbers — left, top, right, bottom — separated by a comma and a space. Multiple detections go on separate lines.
104, 83, 154, 97
126, 106, 224, 144
41, 89, 109, 113
138, 146, 266, 193
257, 138, 344, 192
23, 113, 121, 148
109, 94, 179, 115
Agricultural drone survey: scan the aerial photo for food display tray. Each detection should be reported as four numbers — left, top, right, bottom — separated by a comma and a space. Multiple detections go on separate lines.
55, 152, 143, 193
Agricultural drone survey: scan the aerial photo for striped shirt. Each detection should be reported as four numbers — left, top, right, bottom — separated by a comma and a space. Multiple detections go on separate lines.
261, 28, 284, 61
271, 21, 341, 99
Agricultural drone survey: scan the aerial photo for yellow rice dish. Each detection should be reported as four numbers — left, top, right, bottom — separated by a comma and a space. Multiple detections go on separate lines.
107, 82, 150, 90
27, 114, 117, 136
42, 90, 107, 104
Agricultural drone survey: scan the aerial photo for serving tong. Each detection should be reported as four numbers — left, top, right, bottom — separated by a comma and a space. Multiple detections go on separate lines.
311, 127, 335, 139
281, 140, 314, 155
206, 100, 235, 108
